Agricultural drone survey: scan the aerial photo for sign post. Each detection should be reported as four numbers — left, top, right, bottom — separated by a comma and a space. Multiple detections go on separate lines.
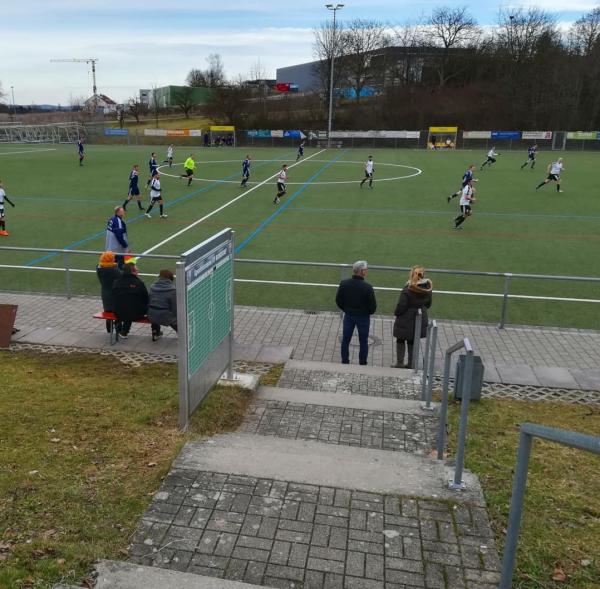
177, 229, 235, 429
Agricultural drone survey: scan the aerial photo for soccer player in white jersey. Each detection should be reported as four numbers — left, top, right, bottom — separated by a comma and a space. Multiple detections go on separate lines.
145, 172, 168, 218
162, 144, 174, 167
536, 158, 565, 192
480, 147, 499, 170
274, 164, 288, 204
360, 156, 374, 188
0, 180, 16, 236
453, 179, 477, 230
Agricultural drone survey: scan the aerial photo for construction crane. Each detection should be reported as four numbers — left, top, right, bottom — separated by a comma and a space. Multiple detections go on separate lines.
50, 58, 99, 112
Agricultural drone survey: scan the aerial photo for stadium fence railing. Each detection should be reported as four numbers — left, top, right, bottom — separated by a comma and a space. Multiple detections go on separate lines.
2, 247, 600, 330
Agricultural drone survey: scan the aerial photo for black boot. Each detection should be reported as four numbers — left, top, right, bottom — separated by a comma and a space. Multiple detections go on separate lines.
391, 340, 406, 368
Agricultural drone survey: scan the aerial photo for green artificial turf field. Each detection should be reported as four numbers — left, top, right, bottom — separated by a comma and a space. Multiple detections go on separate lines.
0, 143, 599, 329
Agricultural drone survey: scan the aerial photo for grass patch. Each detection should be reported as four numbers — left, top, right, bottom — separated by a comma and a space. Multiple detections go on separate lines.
0, 350, 251, 589
448, 398, 600, 589
259, 364, 285, 387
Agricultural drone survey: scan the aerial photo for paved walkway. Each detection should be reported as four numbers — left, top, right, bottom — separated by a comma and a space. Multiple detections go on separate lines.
4, 292, 600, 389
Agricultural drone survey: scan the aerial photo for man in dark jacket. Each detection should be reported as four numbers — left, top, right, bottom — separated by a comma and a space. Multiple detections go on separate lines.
148, 269, 177, 341
112, 260, 149, 339
335, 260, 377, 365
96, 251, 122, 333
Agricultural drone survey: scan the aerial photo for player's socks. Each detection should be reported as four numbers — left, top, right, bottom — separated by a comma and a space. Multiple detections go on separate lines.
535, 182, 544, 189
557, 184, 561, 192
146, 204, 153, 215
137, 202, 143, 210
159, 204, 164, 215
122, 200, 128, 210
187, 178, 192, 186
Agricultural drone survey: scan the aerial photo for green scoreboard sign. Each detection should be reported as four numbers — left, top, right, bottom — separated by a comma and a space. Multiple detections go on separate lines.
177, 229, 234, 428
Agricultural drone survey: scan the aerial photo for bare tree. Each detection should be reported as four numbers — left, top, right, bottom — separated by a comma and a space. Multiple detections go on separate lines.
0, 82, 6, 103
342, 19, 390, 102
205, 78, 250, 125
128, 97, 147, 123
172, 86, 197, 118
427, 6, 480, 86
569, 7, 600, 55
250, 59, 267, 82
313, 19, 349, 111
186, 68, 208, 87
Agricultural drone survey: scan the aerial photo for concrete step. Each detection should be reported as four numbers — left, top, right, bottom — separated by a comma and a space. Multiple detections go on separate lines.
284, 359, 420, 379
173, 433, 484, 506
93, 560, 266, 589
256, 385, 436, 414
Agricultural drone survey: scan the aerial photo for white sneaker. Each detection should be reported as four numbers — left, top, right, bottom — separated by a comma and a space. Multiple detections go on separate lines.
145, 213, 152, 218
160, 214, 168, 218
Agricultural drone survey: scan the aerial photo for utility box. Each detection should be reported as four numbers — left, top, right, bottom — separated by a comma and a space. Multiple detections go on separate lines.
454, 355, 484, 401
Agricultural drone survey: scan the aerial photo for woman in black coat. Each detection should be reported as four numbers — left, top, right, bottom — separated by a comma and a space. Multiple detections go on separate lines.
392, 266, 433, 369
96, 251, 122, 332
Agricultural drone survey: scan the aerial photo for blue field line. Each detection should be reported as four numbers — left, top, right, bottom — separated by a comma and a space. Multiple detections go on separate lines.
287, 205, 600, 222
235, 150, 348, 254
25, 151, 296, 267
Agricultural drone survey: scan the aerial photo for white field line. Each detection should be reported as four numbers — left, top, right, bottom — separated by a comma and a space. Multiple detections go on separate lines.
141, 148, 328, 256
2, 264, 599, 304
0, 148, 57, 156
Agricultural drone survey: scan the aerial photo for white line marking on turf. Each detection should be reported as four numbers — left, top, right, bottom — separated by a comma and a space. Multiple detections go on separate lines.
158, 159, 422, 185
142, 148, 328, 256
0, 148, 57, 156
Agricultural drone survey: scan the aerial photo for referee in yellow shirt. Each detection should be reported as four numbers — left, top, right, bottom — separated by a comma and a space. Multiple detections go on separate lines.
180, 154, 196, 186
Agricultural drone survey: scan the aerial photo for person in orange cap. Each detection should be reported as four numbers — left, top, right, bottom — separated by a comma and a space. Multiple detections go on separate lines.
96, 251, 122, 333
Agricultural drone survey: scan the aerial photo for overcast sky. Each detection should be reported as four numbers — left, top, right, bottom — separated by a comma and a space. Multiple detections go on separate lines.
3, 0, 598, 105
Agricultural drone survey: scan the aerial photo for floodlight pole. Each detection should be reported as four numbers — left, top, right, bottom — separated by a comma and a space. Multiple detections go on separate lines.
326, 3, 344, 148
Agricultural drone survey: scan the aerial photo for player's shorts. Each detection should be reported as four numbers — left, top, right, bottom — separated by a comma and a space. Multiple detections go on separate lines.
277, 182, 286, 193
298, 149, 304, 156
528, 154, 536, 160
242, 172, 250, 180
128, 187, 141, 197
546, 174, 559, 182
365, 171, 373, 179
150, 195, 162, 203
0, 207, 4, 217
460, 205, 472, 215
487, 157, 496, 164
184, 168, 194, 177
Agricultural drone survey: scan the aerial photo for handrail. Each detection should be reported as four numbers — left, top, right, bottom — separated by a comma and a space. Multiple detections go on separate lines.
412, 309, 422, 374
499, 424, 600, 588
0, 246, 179, 259
437, 337, 476, 490
420, 320, 438, 410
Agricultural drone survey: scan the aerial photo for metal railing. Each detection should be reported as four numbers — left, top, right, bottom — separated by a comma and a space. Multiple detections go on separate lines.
435, 338, 476, 490
499, 423, 600, 589
420, 320, 438, 410
3, 250, 600, 328
412, 309, 422, 374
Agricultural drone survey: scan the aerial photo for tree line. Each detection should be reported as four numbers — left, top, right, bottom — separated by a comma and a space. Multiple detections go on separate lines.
312, 6, 600, 130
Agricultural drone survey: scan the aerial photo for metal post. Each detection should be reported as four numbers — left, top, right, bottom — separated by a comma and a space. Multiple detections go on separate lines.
412, 308, 422, 374
422, 322, 437, 410
420, 322, 432, 400
437, 351, 453, 460
326, 4, 344, 148
499, 273, 512, 329
499, 430, 533, 589
64, 252, 72, 299
450, 350, 474, 489
176, 258, 190, 430
227, 232, 235, 380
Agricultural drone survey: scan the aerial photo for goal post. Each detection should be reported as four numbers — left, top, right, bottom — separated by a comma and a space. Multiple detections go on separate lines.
0, 122, 83, 144
176, 228, 235, 429
428, 126, 458, 150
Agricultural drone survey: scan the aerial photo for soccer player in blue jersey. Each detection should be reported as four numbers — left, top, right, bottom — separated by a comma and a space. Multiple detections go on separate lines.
241, 155, 251, 188
296, 141, 305, 161
122, 164, 144, 211
77, 139, 85, 166
521, 144, 538, 170
146, 152, 158, 187
448, 164, 478, 202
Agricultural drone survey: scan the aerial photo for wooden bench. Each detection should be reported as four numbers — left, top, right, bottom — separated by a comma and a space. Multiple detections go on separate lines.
93, 311, 151, 344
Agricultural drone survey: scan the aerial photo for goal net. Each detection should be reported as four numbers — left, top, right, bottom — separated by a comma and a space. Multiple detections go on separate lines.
0, 122, 83, 144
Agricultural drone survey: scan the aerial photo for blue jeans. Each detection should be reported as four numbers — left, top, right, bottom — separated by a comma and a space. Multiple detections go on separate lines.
341, 314, 370, 365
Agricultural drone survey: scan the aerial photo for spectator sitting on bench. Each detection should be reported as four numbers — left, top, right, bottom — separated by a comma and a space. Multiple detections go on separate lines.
96, 251, 122, 333
112, 257, 148, 339
148, 269, 178, 341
